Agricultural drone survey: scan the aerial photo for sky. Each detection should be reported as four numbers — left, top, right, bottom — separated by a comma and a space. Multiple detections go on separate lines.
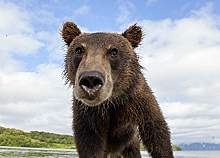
0, 0, 220, 145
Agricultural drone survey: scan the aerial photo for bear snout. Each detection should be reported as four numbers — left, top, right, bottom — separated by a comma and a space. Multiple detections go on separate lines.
79, 71, 105, 99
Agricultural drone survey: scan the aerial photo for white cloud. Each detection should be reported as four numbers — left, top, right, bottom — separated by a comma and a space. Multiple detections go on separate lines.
137, 3, 220, 144
146, 0, 157, 7
0, 2, 33, 34
0, 1, 44, 58
1, 34, 44, 56
116, 0, 135, 30
0, 1, 73, 135
74, 5, 90, 16
0, 64, 73, 134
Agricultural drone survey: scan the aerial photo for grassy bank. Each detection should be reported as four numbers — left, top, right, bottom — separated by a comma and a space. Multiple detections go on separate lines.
0, 126, 75, 149
0, 126, 181, 151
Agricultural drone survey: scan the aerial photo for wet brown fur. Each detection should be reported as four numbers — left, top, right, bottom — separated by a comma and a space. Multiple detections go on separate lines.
61, 21, 173, 158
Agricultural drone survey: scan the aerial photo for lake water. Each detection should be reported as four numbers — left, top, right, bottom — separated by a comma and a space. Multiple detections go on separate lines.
0, 146, 220, 158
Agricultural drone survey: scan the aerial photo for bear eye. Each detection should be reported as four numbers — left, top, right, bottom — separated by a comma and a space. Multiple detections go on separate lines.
109, 48, 118, 58
75, 47, 84, 56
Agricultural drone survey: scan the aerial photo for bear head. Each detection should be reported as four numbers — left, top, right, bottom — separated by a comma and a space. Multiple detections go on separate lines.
61, 22, 143, 106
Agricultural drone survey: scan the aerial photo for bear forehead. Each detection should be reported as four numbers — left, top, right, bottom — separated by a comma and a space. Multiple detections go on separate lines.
71, 32, 129, 47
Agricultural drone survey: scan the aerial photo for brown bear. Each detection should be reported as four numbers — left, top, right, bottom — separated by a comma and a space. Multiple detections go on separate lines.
61, 21, 173, 158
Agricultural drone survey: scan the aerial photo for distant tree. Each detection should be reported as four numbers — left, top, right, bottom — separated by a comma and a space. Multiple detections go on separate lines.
172, 145, 182, 151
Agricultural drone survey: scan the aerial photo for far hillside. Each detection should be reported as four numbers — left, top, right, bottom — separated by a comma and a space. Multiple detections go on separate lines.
0, 126, 75, 149
0, 126, 181, 151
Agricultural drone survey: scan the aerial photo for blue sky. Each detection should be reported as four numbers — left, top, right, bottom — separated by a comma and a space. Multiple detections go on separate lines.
1, 0, 220, 145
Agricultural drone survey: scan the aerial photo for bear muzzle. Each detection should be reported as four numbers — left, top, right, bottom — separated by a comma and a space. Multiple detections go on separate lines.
78, 71, 105, 100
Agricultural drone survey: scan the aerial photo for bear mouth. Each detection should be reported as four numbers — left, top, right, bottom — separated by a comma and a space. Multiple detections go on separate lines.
75, 71, 113, 106
81, 84, 102, 100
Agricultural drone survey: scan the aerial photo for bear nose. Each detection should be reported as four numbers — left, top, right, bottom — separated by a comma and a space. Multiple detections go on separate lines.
79, 71, 105, 90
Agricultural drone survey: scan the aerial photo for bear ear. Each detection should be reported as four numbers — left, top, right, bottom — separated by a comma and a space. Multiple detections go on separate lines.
61, 21, 82, 46
122, 23, 143, 48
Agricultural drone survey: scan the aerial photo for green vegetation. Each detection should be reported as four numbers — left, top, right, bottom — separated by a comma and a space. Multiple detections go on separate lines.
0, 126, 182, 151
172, 145, 182, 151
141, 142, 182, 151
0, 126, 75, 149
